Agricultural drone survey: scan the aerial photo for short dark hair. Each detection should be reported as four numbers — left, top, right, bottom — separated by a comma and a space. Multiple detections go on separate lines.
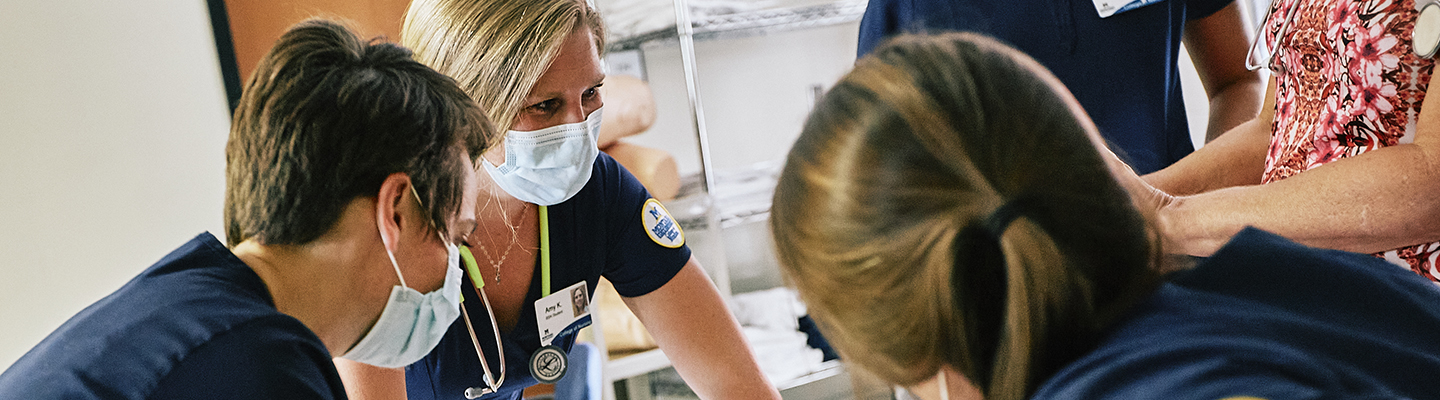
224, 19, 493, 247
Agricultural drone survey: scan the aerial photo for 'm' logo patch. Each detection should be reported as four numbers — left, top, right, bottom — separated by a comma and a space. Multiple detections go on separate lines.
641, 199, 684, 248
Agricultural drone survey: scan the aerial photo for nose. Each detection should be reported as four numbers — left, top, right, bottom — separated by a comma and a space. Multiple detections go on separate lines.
559, 101, 587, 125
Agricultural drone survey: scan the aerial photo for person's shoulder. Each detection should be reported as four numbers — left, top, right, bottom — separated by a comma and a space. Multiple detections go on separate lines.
0, 234, 279, 398
0, 296, 305, 400
152, 315, 342, 399
592, 152, 641, 194
1034, 305, 1337, 400
565, 152, 649, 210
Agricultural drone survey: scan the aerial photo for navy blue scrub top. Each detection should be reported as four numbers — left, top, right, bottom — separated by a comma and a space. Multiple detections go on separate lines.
858, 0, 1233, 174
1034, 228, 1440, 399
406, 153, 692, 400
0, 233, 345, 400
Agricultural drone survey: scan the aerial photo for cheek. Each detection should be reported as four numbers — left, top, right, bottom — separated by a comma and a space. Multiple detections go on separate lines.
510, 113, 551, 132
414, 247, 450, 293
483, 142, 507, 166
396, 236, 451, 293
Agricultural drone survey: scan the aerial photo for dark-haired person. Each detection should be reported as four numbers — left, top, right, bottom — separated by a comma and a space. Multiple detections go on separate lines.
337, 0, 779, 399
0, 20, 495, 399
770, 32, 1440, 400
858, 0, 1264, 175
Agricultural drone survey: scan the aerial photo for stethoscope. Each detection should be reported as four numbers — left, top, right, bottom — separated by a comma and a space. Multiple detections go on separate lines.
1245, 0, 1440, 72
458, 205, 558, 399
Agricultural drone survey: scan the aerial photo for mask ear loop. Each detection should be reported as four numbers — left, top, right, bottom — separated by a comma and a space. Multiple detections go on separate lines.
379, 184, 430, 290
385, 249, 408, 289
938, 370, 949, 400
389, 184, 440, 290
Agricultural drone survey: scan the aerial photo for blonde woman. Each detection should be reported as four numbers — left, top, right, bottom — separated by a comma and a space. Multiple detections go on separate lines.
770, 33, 1440, 400
334, 0, 780, 399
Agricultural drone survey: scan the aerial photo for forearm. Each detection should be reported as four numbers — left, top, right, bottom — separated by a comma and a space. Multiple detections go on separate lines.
1183, 2, 1265, 143
624, 260, 780, 400
1204, 79, 1266, 142
1161, 143, 1440, 256
1144, 115, 1271, 196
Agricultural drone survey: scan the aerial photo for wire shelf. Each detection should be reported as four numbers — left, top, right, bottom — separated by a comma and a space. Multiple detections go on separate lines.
608, 0, 867, 51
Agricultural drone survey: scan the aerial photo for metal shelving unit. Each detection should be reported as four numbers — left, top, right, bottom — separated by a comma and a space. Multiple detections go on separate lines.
608, 0, 867, 52
592, 1, 867, 398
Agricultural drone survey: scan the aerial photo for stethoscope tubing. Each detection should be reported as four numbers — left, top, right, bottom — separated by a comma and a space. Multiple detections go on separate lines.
1247, 0, 1440, 71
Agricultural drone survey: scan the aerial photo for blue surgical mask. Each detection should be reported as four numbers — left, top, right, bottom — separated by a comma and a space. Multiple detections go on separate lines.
340, 236, 463, 368
483, 108, 602, 206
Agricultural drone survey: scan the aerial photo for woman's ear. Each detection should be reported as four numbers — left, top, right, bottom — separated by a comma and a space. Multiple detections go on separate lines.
375, 173, 415, 254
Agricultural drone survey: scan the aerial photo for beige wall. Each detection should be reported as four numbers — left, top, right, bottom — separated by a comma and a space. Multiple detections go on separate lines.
0, 0, 231, 368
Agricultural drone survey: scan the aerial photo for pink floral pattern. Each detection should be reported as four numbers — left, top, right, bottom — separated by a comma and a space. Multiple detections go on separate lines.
1262, 0, 1440, 281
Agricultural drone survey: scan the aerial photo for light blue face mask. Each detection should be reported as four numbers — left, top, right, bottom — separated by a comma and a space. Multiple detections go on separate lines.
340, 235, 463, 368
483, 108, 603, 206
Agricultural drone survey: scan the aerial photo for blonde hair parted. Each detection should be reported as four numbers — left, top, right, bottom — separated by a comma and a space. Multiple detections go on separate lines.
770, 33, 1162, 400
401, 0, 605, 144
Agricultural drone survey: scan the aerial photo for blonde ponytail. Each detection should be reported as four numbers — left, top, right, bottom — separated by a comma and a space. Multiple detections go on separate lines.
771, 32, 1162, 399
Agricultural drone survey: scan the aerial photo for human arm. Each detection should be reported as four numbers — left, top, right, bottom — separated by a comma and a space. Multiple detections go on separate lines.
1143, 76, 1275, 196
622, 257, 781, 400
1157, 75, 1440, 256
1183, 1, 1266, 142
333, 358, 407, 400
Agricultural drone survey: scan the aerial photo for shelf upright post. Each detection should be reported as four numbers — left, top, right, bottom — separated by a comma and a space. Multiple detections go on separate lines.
672, 0, 716, 196
671, 0, 732, 298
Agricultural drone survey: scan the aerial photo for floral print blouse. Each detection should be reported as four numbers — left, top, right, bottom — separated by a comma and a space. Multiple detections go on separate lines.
1260, 0, 1439, 281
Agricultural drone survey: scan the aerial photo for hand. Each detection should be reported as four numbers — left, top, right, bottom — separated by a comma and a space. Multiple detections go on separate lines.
1101, 146, 1182, 253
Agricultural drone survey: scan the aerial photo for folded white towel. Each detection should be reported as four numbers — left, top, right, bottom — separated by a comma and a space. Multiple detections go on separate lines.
730, 287, 806, 331
742, 326, 825, 384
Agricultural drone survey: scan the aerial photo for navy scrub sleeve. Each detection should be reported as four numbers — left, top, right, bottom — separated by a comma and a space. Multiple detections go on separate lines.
407, 153, 692, 399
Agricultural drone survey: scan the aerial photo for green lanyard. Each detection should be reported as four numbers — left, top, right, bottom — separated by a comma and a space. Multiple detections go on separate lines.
539, 205, 551, 297
459, 205, 552, 297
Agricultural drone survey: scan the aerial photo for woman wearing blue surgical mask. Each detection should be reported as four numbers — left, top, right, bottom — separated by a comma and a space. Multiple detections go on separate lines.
333, 1, 781, 399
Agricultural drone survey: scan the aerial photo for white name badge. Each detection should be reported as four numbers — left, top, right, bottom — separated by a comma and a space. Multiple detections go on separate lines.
1093, 0, 1165, 18
535, 281, 593, 347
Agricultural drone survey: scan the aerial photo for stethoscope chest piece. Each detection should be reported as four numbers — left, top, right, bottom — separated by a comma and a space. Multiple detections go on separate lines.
528, 345, 568, 384
1417, 0, 1440, 58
